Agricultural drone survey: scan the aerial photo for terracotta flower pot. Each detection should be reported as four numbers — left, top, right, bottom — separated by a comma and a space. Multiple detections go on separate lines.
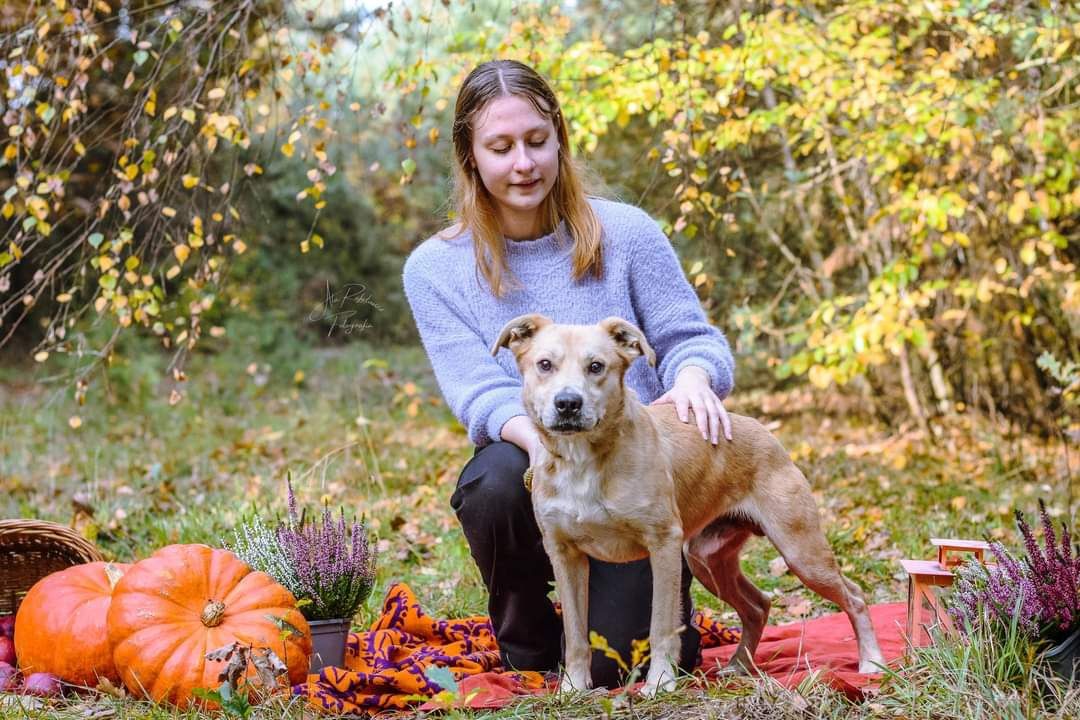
308, 618, 352, 674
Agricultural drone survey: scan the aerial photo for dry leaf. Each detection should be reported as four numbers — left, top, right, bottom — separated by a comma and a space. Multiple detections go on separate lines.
787, 599, 812, 617
250, 647, 287, 688
768, 556, 789, 577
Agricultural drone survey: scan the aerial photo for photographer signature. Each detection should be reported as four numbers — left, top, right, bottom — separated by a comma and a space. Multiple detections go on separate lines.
308, 281, 383, 336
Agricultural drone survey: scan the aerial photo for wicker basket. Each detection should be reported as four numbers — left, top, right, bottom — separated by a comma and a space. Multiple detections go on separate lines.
0, 519, 104, 615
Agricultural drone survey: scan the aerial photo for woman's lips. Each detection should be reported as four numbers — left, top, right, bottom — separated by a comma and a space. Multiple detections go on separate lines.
514, 179, 540, 188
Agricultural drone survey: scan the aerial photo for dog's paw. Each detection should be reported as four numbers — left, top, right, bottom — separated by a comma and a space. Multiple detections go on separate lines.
715, 661, 748, 678
857, 659, 885, 675
720, 655, 754, 676
640, 666, 677, 697
556, 671, 591, 695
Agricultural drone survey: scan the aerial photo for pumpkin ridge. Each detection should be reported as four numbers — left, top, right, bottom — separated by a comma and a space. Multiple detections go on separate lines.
116, 621, 192, 690
191, 546, 213, 614
220, 573, 293, 613
221, 606, 304, 633
128, 546, 211, 615
151, 629, 211, 705
116, 620, 201, 649
111, 586, 200, 622
218, 567, 266, 608
59, 595, 113, 680
209, 546, 251, 600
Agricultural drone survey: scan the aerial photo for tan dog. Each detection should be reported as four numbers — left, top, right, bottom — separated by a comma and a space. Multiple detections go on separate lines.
491, 314, 884, 695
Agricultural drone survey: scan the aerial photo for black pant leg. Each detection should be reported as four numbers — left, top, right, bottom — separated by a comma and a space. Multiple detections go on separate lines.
587, 557, 701, 688
450, 441, 562, 672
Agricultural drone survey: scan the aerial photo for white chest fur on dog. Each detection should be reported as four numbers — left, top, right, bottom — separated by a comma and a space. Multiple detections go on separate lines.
533, 442, 675, 564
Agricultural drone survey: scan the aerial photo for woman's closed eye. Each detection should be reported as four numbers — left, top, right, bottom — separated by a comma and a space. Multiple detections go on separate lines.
491, 140, 548, 154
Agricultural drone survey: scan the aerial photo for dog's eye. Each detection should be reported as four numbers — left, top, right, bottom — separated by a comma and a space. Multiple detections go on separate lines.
537, 359, 552, 372
588, 361, 604, 374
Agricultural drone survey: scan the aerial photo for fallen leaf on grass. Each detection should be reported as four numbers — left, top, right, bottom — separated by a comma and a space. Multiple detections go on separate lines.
0, 695, 45, 712
787, 600, 812, 618
79, 702, 117, 718
94, 677, 125, 698
865, 532, 889, 552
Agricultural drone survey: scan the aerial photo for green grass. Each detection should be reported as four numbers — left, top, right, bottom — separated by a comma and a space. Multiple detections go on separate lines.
1, 322, 1076, 718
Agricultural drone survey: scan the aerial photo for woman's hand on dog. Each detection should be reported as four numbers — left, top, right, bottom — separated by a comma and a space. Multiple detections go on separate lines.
500, 414, 545, 467
651, 365, 732, 445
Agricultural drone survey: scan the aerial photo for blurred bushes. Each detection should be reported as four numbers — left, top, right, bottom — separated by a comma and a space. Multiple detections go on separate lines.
5, 0, 1075, 436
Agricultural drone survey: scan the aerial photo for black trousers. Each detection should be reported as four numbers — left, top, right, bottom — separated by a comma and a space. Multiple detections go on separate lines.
450, 440, 700, 688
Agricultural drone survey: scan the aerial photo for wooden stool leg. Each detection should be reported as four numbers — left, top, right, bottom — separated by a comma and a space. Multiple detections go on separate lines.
911, 577, 934, 646
906, 576, 916, 642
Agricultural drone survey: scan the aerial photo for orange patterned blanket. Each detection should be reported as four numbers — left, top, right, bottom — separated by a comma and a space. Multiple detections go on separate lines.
295, 581, 741, 715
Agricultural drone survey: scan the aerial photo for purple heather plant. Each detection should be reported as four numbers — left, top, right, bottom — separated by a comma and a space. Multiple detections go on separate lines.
949, 500, 1080, 643
278, 476, 377, 621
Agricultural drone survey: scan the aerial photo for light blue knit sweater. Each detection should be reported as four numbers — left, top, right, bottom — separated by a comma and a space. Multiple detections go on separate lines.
402, 197, 735, 447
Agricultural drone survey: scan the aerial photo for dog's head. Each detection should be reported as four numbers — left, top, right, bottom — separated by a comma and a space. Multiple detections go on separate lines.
491, 314, 656, 434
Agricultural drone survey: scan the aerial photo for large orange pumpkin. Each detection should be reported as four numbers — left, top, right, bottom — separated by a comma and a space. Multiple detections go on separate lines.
107, 544, 312, 707
14, 561, 129, 686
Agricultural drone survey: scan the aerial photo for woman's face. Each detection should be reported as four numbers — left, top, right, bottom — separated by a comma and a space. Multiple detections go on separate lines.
470, 94, 560, 238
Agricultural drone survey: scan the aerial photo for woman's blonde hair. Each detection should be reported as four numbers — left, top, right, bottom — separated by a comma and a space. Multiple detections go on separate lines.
448, 59, 603, 297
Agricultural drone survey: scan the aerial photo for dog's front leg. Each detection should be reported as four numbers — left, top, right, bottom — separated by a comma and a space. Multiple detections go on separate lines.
642, 527, 684, 696
544, 536, 591, 693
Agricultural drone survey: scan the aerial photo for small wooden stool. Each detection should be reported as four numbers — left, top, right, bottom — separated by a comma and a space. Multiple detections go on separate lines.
899, 538, 991, 646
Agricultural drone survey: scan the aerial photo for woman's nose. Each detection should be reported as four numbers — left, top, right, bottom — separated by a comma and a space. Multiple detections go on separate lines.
512, 143, 536, 172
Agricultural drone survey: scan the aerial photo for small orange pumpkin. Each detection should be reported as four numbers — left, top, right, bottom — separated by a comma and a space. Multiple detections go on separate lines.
107, 544, 311, 707
14, 561, 129, 686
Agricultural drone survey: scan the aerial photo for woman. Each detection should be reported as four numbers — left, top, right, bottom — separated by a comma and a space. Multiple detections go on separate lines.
403, 59, 735, 688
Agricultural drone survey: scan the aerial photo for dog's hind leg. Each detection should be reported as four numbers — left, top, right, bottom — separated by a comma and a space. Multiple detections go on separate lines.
751, 467, 885, 674
685, 521, 770, 673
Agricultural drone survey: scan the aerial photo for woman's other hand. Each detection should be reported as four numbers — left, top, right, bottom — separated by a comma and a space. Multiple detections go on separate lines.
650, 365, 732, 445
500, 414, 545, 467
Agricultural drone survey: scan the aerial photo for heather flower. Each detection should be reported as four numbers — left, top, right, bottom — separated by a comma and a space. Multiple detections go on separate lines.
949, 501, 1080, 643
224, 513, 302, 595
277, 477, 377, 621
225, 476, 377, 622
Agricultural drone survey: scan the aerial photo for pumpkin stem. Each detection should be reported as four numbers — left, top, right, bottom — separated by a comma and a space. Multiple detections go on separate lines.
104, 563, 124, 590
201, 599, 226, 627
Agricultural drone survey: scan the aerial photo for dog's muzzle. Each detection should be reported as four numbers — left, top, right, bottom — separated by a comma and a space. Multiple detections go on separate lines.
550, 390, 586, 432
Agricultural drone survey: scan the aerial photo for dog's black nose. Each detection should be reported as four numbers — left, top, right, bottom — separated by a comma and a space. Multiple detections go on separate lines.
554, 391, 583, 416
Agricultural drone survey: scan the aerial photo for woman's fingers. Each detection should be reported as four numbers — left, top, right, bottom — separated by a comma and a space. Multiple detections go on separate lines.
676, 396, 691, 423
661, 385, 732, 444
707, 398, 721, 445
718, 401, 733, 442
690, 395, 709, 441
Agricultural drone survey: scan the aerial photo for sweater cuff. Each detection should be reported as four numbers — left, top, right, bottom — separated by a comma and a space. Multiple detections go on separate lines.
486, 401, 530, 445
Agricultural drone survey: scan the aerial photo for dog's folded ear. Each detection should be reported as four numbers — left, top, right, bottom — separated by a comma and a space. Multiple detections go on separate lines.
491, 314, 551, 357
599, 317, 656, 367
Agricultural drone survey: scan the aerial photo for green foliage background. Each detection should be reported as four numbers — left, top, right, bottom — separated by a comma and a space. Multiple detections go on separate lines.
1, 0, 1077, 433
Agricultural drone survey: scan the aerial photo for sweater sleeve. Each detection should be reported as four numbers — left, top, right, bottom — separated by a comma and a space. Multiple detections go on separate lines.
403, 249, 527, 447
626, 209, 735, 399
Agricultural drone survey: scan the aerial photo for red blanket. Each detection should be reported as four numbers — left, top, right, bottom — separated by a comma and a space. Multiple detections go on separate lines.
703, 602, 906, 696
446, 603, 907, 709
296, 582, 904, 714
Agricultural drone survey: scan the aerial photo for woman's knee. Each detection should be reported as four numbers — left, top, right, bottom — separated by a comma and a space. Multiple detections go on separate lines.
451, 441, 531, 519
